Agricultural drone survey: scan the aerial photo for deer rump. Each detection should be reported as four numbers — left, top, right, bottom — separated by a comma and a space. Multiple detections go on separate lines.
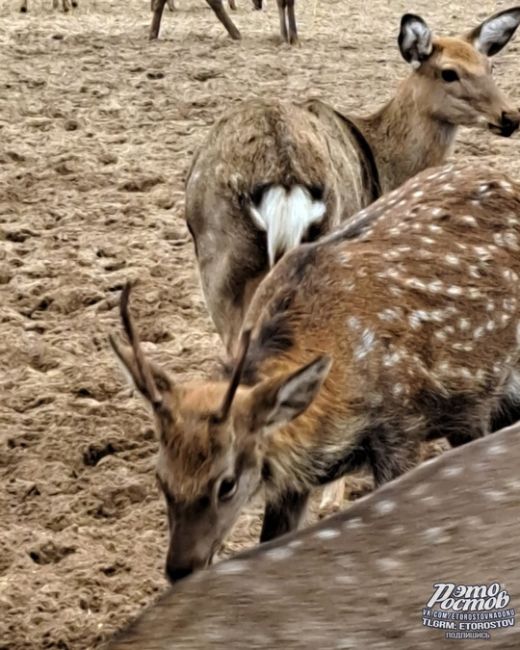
185, 99, 379, 352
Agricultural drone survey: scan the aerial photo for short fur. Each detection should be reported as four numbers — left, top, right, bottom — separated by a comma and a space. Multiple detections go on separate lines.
112, 162, 520, 581
186, 9, 520, 355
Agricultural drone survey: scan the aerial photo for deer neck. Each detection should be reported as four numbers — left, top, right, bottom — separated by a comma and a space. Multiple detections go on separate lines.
357, 77, 457, 194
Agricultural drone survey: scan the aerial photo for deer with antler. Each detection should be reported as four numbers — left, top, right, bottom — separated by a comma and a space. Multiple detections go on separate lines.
186, 7, 520, 513
106, 422, 520, 650
111, 162, 520, 582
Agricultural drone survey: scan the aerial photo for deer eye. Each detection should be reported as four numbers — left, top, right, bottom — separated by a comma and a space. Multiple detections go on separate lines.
218, 477, 237, 502
441, 69, 459, 83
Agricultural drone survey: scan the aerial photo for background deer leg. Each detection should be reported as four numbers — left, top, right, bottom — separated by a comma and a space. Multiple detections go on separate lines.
166, 0, 175, 9
286, 0, 298, 44
206, 0, 241, 39
228, 0, 237, 10
252, 0, 262, 8
62, 0, 71, 11
20, 0, 28, 12
276, 0, 288, 42
260, 489, 310, 543
150, 0, 167, 39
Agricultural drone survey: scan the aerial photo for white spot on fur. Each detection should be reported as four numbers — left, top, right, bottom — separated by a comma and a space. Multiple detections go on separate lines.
376, 557, 402, 572
427, 280, 443, 294
442, 465, 463, 478
378, 308, 402, 322
420, 236, 435, 245
265, 547, 293, 561
444, 254, 459, 266
447, 285, 463, 296
392, 383, 404, 397
343, 517, 364, 530
374, 500, 396, 516
406, 278, 427, 290
422, 527, 450, 544
249, 185, 326, 266
216, 560, 248, 575
459, 215, 477, 227
488, 444, 506, 456
347, 316, 361, 331
354, 329, 375, 361
315, 528, 341, 540
383, 350, 404, 367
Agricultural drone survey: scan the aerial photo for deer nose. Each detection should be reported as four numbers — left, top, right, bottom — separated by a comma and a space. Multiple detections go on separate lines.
500, 110, 520, 137
165, 563, 194, 584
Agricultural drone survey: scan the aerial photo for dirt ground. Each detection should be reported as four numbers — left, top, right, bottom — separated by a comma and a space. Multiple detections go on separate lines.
1, 0, 519, 648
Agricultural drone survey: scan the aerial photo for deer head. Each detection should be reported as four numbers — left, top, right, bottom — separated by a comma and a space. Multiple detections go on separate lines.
109, 284, 330, 582
398, 7, 520, 136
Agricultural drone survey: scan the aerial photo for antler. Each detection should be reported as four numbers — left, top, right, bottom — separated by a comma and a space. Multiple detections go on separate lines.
113, 282, 163, 409
214, 329, 252, 423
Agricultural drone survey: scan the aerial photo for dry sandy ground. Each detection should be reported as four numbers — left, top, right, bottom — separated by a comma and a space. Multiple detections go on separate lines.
0, 0, 519, 648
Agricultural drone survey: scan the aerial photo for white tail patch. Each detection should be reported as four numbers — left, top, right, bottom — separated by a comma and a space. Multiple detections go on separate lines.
249, 185, 326, 267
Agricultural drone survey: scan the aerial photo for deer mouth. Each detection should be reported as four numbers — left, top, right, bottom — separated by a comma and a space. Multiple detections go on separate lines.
488, 121, 519, 138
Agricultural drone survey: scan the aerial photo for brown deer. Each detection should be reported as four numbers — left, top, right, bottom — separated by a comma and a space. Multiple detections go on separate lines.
111, 162, 520, 583
151, 0, 176, 12
186, 7, 520, 512
151, 0, 234, 13
19, 0, 78, 11
186, 8, 520, 356
150, 0, 240, 40
105, 421, 520, 650
149, 0, 297, 42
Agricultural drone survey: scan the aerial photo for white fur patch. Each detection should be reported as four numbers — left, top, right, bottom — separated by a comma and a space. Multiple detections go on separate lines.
474, 10, 520, 56
249, 185, 326, 267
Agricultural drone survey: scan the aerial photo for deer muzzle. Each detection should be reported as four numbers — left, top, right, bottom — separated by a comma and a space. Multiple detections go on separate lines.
488, 110, 520, 137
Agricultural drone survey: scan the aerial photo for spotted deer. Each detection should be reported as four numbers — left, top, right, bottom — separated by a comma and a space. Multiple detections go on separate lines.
19, 0, 78, 11
111, 162, 520, 582
105, 422, 520, 650
186, 7, 520, 513
150, 0, 296, 42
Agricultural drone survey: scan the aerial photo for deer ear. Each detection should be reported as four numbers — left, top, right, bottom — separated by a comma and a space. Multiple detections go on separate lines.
248, 356, 332, 433
109, 336, 173, 404
398, 14, 433, 68
466, 7, 520, 57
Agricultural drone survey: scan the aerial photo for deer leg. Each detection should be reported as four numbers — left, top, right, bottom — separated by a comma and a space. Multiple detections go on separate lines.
252, 0, 262, 8
150, 0, 167, 39
228, 0, 237, 10
365, 426, 420, 488
71, 0, 78, 7
286, 0, 298, 44
276, 0, 288, 42
260, 489, 310, 543
62, 0, 71, 11
53, 0, 59, 8
319, 478, 345, 515
20, 0, 28, 12
206, 0, 241, 40
167, 0, 175, 10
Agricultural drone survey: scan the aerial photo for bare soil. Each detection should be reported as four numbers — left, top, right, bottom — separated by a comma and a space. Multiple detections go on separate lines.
0, 1, 519, 648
